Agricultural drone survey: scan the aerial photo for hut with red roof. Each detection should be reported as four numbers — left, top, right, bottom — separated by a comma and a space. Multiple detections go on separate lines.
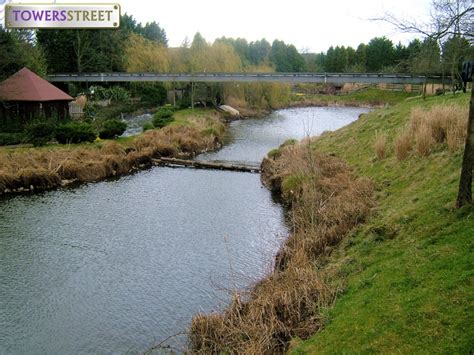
0, 68, 73, 122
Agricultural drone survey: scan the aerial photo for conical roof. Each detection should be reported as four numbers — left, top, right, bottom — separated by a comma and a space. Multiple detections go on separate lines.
0, 68, 73, 102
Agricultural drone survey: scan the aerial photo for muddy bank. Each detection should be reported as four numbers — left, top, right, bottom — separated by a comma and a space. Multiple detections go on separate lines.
190, 139, 374, 353
0, 111, 225, 195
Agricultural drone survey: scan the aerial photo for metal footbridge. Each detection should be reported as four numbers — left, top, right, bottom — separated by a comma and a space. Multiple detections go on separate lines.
48, 72, 448, 84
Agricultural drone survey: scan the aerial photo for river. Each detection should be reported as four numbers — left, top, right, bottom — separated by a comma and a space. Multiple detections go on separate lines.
0, 106, 369, 353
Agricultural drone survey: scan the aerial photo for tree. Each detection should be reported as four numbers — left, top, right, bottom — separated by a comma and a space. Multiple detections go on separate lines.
346, 46, 357, 70
248, 39, 271, 66
355, 43, 367, 71
393, 42, 410, 72
124, 33, 169, 72
366, 37, 395, 71
410, 38, 441, 74
0, 28, 47, 80
37, 28, 126, 73
333, 46, 348, 72
270, 40, 305, 72
141, 21, 167, 46
442, 36, 473, 91
456, 87, 474, 207
313, 52, 327, 72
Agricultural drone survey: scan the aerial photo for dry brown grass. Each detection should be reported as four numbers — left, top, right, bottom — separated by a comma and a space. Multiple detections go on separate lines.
407, 104, 467, 157
394, 128, 413, 161
0, 113, 225, 194
415, 122, 434, 156
190, 142, 374, 354
374, 131, 387, 160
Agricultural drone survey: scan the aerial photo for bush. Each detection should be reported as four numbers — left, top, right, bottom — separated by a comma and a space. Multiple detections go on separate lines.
142, 122, 154, 131
83, 104, 97, 119
55, 122, 96, 144
99, 119, 127, 139
89, 85, 131, 102
25, 121, 57, 146
152, 107, 175, 128
0, 132, 24, 146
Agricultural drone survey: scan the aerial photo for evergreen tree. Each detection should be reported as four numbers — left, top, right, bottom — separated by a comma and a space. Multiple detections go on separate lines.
366, 37, 395, 71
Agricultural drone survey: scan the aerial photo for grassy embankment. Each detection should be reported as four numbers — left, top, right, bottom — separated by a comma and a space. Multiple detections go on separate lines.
290, 92, 473, 354
0, 108, 224, 194
190, 92, 473, 353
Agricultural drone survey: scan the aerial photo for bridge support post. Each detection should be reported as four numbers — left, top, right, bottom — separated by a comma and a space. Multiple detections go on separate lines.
172, 82, 176, 107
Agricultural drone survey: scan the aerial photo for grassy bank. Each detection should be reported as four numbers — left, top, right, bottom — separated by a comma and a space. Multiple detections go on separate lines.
289, 87, 417, 108
290, 92, 473, 353
0, 108, 224, 194
189, 92, 473, 353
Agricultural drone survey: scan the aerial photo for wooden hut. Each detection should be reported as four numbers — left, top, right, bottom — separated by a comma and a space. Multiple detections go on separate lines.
0, 68, 73, 123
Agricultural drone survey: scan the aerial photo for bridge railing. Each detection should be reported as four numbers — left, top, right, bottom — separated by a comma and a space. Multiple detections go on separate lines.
48, 72, 449, 84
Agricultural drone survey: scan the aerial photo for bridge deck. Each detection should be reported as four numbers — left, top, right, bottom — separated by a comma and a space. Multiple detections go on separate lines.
48, 72, 448, 84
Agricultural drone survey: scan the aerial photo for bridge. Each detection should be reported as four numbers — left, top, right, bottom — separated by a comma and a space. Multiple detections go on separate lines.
48, 72, 449, 85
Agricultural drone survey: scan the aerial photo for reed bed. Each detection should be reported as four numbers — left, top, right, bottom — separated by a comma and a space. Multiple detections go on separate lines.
190, 142, 374, 354
0, 113, 224, 194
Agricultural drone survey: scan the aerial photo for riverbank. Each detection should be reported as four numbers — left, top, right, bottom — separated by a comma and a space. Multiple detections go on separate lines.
0, 109, 225, 195
290, 92, 473, 354
288, 87, 417, 108
189, 92, 473, 353
0, 88, 408, 196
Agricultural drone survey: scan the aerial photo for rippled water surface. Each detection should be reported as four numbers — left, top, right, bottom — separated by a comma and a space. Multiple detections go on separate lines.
0, 106, 368, 353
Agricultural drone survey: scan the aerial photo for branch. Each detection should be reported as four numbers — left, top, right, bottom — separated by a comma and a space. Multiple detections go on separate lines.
370, 6, 473, 40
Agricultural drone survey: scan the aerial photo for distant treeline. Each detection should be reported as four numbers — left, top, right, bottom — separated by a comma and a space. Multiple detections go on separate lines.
306, 36, 473, 75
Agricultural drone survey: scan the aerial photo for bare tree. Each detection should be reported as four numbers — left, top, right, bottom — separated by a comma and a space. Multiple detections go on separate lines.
372, 0, 472, 89
372, 0, 473, 41
373, 0, 474, 207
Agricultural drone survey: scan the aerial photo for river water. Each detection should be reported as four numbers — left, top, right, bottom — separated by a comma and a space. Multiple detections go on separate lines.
0, 106, 369, 353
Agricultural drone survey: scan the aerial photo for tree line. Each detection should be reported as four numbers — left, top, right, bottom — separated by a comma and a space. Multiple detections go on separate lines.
308, 36, 473, 76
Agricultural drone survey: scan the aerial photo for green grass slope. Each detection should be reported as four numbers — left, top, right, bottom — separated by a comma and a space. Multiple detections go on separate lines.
291, 93, 474, 354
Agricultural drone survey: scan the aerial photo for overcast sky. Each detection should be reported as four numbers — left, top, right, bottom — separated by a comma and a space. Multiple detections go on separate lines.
120, 0, 433, 51
6, 0, 434, 51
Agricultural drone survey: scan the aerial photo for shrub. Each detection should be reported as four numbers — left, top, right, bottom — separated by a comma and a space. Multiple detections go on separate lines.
142, 122, 154, 131
89, 85, 130, 102
83, 104, 97, 119
374, 131, 387, 160
55, 122, 96, 144
99, 119, 127, 139
280, 138, 298, 148
25, 121, 57, 146
0, 132, 24, 146
394, 129, 412, 161
153, 107, 175, 128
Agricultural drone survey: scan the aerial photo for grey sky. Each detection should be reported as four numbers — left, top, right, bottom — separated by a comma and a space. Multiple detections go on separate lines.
6, 0, 434, 51
118, 0, 433, 51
